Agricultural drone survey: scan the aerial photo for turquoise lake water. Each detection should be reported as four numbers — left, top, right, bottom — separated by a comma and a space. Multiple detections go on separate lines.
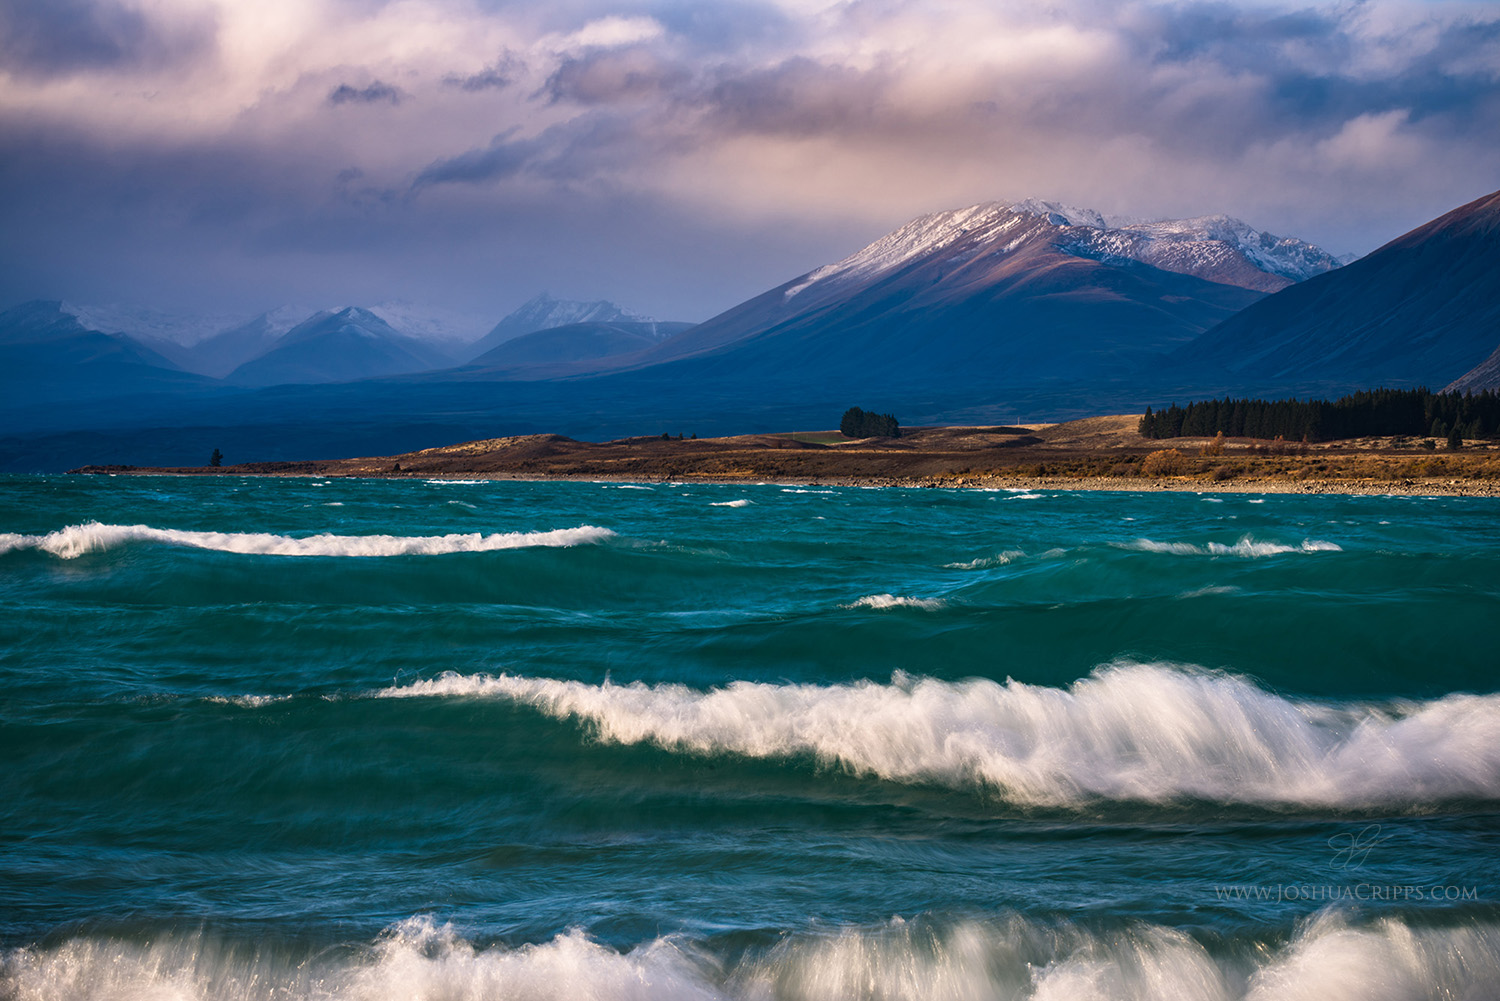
2, 474, 1498, 998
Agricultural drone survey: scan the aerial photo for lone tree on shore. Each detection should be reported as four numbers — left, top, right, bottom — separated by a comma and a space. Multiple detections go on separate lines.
209, 448, 223, 467
840, 407, 901, 438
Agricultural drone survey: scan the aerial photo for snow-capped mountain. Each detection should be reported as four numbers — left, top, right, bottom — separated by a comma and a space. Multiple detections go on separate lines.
366, 301, 492, 347
227, 307, 457, 386
57, 302, 246, 346
0, 300, 212, 407
781, 201, 1344, 303
465, 294, 650, 361
617, 200, 1288, 383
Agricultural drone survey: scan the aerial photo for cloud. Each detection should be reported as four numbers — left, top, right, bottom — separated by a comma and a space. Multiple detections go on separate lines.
446, 66, 512, 92
0, 0, 215, 78
560, 15, 664, 50
544, 47, 688, 104
328, 81, 403, 106
413, 129, 537, 187
0, 0, 1498, 321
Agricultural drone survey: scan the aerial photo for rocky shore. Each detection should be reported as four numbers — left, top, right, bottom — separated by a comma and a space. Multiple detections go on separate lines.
72, 416, 1500, 497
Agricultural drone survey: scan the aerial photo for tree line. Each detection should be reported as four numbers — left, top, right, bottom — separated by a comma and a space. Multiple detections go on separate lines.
840, 407, 901, 438
1139, 388, 1500, 442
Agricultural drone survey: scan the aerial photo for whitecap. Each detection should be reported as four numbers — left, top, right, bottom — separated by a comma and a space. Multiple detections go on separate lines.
945, 550, 1026, 569
377, 663, 1500, 808
1118, 536, 1341, 558
4, 912, 1498, 1001
840, 594, 947, 610
0, 522, 615, 559
709, 499, 753, 508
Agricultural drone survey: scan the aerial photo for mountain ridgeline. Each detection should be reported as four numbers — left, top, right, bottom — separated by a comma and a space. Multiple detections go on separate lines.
3, 188, 1499, 471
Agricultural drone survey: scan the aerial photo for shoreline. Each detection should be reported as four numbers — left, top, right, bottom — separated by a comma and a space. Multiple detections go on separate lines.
68, 467, 1500, 497
66, 416, 1500, 498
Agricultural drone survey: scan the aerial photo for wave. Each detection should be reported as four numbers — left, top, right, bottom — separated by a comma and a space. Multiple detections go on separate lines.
841, 594, 947, 610
1118, 536, 1342, 558
0, 522, 615, 559
4, 912, 1498, 1000
945, 549, 1027, 569
377, 664, 1500, 808
709, 499, 753, 508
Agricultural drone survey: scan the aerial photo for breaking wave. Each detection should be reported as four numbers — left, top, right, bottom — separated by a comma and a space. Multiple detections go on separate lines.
1117, 536, 1342, 557
0, 522, 615, 559
841, 594, 947, 610
4, 912, 1499, 1001
377, 664, 1500, 808
709, 499, 753, 508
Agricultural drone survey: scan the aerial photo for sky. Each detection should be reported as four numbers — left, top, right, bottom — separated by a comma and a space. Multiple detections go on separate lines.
1, 0, 1497, 328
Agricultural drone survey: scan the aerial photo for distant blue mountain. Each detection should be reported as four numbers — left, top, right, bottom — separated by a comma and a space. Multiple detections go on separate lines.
465, 294, 649, 362
0, 300, 214, 407
461, 320, 692, 377
227, 307, 456, 385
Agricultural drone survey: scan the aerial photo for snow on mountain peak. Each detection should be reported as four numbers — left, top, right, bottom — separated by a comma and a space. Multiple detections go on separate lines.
1011, 199, 1109, 230
783, 199, 1346, 299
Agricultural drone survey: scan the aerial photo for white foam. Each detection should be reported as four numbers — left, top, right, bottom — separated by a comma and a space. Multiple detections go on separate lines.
424, 479, 486, 485
842, 594, 947, 610
1175, 586, 1241, 599
0, 522, 615, 559
1118, 536, 1342, 558
205, 694, 294, 708
378, 664, 1500, 808
946, 550, 1026, 569
782, 488, 837, 494
4, 912, 1498, 1001
709, 499, 753, 507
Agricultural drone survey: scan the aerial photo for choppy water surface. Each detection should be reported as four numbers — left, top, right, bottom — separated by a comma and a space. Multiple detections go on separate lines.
3, 475, 1498, 999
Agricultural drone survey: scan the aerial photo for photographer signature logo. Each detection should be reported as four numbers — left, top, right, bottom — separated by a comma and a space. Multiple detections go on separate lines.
1328, 824, 1391, 870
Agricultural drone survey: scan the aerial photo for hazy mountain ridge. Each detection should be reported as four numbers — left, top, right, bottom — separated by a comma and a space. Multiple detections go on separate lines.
465, 294, 652, 361
226, 307, 458, 386
6, 190, 1499, 473
462, 320, 693, 378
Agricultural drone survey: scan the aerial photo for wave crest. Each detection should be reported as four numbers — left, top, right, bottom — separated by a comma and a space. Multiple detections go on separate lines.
379, 664, 1500, 808
5, 912, 1499, 1000
841, 594, 947, 610
1118, 537, 1342, 557
0, 522, 615, 559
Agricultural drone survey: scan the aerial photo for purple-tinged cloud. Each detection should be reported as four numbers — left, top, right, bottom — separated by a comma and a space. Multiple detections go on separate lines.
329, 81, 402, 106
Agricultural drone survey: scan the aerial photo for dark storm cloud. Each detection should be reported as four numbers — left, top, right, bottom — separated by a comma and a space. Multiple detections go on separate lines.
700, 57, 885, 136
446, 66, 512, 92
544, 47, 688, 104
412, 131, 537, 187
328, 81, 403, 106
413, 111, 690, 189
1137, 3, 1500, 129
0, 0, 214, 78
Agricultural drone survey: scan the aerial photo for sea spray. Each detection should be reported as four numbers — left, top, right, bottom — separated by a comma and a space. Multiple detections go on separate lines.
6, 913, 1500, 1001
0, 522, 615, 558
380, 664, 1500, 808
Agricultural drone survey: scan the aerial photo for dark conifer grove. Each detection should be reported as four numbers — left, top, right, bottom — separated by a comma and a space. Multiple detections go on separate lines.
840, 407, 901, 438
1139, 389, 1500, 442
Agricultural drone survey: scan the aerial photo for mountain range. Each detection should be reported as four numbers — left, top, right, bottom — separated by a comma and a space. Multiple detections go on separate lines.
3, 189, 1498, 471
